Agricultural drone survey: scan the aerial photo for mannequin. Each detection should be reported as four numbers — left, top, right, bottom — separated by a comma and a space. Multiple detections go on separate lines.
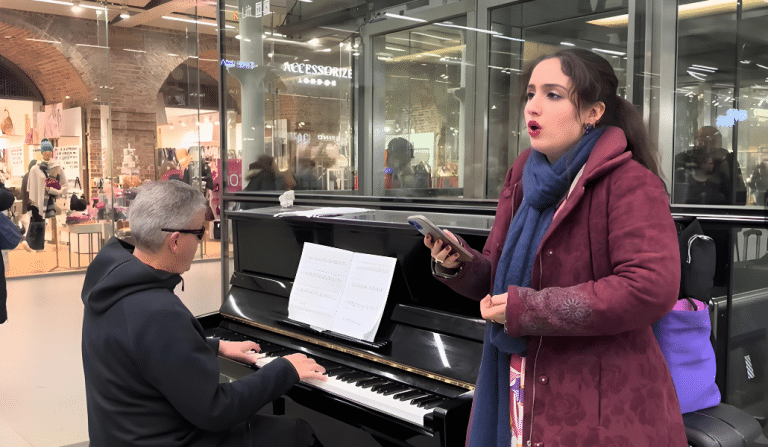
21, 139, 68, 252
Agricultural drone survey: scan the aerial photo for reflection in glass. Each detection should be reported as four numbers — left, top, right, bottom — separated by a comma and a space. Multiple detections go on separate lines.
487, 1, 628, 198
221, 1, 354, 195
673, 1, 768, 206
720, 227, 768, 424
372, 20, 467, 197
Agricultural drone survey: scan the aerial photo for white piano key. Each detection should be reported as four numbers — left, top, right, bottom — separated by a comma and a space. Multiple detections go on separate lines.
255, 355, 431, 427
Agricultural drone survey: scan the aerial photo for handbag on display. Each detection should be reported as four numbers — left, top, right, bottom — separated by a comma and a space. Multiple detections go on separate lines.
25, 206, 45, 250
1, 108, 13, 135
70, 193, 87, 211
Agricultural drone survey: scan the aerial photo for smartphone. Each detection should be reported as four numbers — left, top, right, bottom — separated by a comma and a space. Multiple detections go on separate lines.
407, 214, 474, 263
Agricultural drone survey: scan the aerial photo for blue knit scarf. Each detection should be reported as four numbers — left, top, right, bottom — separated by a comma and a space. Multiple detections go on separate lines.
467, 127, 604, 447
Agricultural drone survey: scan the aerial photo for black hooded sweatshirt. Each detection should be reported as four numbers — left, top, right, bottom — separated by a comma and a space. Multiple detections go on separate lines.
82, 238, 299, 446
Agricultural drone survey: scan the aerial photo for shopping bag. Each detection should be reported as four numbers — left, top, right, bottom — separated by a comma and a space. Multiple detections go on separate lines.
653, 298, 721, 414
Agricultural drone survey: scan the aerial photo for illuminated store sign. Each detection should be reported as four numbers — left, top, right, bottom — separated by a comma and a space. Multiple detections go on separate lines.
716, 108, 748, 128
289, 133, 338, 143
221, 59, 256, 69
234, 0, 269, 20
298, 78, 337, 87
281, 62, 352, 79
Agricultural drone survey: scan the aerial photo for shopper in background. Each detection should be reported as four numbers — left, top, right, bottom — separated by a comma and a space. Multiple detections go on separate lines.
424, 49, 686, 446
0, 181, 18, 324
81, 180, 326, 447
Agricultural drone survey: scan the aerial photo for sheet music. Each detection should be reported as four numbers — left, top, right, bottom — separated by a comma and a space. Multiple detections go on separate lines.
288, 243, 396, 342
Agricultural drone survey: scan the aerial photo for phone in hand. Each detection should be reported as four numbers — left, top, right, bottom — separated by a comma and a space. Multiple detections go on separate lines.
407, 214, 474, 263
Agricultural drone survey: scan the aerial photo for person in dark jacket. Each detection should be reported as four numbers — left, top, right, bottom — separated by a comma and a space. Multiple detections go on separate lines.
244, 154, 278, 191
425, 49, 686, 447
0, 181, 17, 324
81, 180, 326, 446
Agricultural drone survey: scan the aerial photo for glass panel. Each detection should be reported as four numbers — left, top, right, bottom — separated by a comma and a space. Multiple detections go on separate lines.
371, 18, 468, 198
720, 226, 768, 423
487, 0, 629, 199
0, 0, 222, 276
221, 0, 354, 198
673, 0, 768, 207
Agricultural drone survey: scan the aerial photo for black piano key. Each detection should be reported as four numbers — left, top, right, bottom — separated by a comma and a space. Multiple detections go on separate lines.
393, 390, 425, 401
337, 372, 368, 383
372, 382, 402, 393
326, 367, 353, 378
350, 374, 377, 384
312, 358, 339, 369
421, 398, 446, 409
357, 378, 388, 389
381, 385, 411, 396
411, 395, 439, 406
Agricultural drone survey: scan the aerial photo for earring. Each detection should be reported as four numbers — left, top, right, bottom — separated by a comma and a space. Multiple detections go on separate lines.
583, 122, 595, 134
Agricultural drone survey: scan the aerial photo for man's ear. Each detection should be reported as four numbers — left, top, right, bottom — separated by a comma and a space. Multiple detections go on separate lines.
167, 233, 181, 254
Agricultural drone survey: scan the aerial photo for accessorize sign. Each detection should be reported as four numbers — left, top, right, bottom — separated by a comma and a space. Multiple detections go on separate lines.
281, 62, 352, 79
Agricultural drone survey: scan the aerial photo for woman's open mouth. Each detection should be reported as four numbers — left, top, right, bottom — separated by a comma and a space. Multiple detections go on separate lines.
528, 121, 541, 138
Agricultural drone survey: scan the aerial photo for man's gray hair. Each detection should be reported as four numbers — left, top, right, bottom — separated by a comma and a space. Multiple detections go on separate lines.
129, 180, 208, 253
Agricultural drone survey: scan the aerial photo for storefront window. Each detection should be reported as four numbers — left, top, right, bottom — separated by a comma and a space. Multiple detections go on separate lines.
486, 0, 629, 198
220, 0, 354, 199
672, 0, 768, 207
371, 19, 467, 197
0, 1, 222, 276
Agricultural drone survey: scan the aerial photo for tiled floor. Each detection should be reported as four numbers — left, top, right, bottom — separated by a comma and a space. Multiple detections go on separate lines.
0, 259, 223, 446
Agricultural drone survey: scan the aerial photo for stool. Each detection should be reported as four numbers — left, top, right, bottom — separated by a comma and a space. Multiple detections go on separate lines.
66, 223, 103, 268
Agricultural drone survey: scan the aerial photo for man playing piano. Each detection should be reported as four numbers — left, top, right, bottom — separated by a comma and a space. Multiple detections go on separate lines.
81, 180, 326, 447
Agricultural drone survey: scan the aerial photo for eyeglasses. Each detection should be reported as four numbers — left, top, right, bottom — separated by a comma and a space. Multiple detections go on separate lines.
162, 227, 206, 241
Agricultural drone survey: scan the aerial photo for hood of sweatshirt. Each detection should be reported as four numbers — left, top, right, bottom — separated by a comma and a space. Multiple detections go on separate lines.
81, 237, 182, 315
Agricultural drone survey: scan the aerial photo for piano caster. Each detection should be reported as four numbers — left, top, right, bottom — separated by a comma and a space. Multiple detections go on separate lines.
273, 397, 286, 416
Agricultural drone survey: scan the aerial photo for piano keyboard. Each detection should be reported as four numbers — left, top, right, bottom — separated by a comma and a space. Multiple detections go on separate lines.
210, 332, 447, 428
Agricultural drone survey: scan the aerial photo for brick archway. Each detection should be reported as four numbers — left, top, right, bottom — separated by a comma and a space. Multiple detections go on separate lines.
0, 12, 91, 108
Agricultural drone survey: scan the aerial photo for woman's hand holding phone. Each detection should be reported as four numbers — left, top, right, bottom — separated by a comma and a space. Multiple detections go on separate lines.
424, 230, 463, 269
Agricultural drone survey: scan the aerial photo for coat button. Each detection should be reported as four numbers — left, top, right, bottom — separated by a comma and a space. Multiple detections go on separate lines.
533, 443, 544, 447
497, 242, 503, 252
538, 375, 549, 384
546, 250, 553, 256
503, 188, 512, 198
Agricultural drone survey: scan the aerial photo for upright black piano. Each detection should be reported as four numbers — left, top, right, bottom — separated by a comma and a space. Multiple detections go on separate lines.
198, 206, 494, 447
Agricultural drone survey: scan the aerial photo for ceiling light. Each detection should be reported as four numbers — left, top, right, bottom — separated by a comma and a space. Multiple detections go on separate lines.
72, 0, 82, 12
120, 5, 129, 19
436, 23, 500, 35
25, 38, 62, 44
162, 16, 217, 27
592, 48, 626, 56
31, 0, 72, 5
384, 13, 426, 22
691, 64, 717, 71
560, 41, 575, 46
308, 38, 320, 46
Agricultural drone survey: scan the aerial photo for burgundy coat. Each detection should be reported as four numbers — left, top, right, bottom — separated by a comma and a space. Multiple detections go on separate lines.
440, 127, 687, 446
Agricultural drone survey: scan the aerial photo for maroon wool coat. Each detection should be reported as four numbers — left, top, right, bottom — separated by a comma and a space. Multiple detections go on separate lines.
439, 127, 687, 446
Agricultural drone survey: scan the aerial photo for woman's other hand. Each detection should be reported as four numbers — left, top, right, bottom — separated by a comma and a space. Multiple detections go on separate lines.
424, 229, 462, 269
480, 293, 507, 325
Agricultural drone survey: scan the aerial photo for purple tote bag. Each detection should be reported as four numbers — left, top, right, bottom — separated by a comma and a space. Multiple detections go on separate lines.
653, 298, 721, 414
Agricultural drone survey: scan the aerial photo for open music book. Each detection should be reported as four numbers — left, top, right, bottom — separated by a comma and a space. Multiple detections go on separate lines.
288, 243, 397, 342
